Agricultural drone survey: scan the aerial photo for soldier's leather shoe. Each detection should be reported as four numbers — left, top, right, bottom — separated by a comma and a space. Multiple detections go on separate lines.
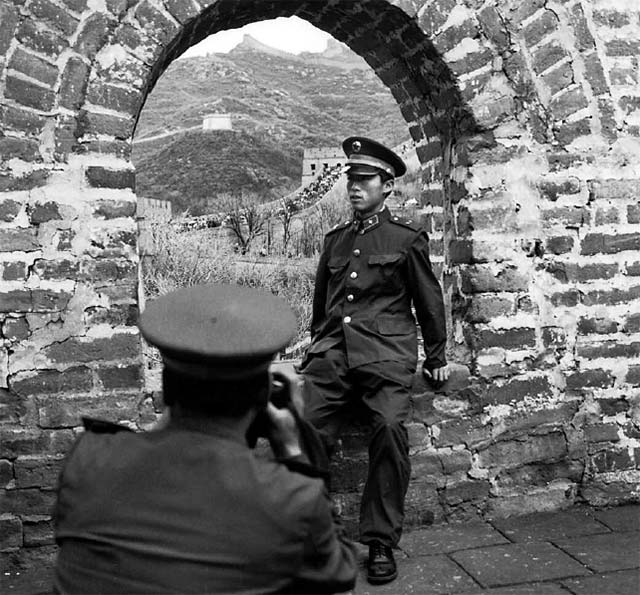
367, 541, 397, 584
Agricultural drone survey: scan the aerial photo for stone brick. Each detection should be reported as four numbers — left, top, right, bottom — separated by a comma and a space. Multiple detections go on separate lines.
623, 313, 640, 333
443, 478, 490, 505
84, 303, 138, 327
14, 456, 64, 489
585, 424, 620, 443
482, 375, 553, 406
570, 3, 595, 51
626, 365, 640, 386
0, 136, 40, 162
0, 228, 39, 252
434, 18, 481, 54
577, 341, 640, 360
541, 206, 590, 227
85, 166, 135, 189
532, 41, 568, 74
418, 0, 456, 34
0, 429, 76, 458
0, 169, 50, 192
86, 82, 140, 116
605, 40, 640, 57
592, 449, 633, 473
466, 295, 513, 323
577, 317, 618, 335
29, 0, 79, 36
10, 366, 92, 396
44, 333, 140, 363
164, 0, 199, 24
27, 201, 62, 224
16, 18, 68, 57
522, 10, 558, 46
62, 0, 88, 12
564, 263, 618, 282
78, 109, 135, 139
550, 86, 589, 121
92, 199, 136, 220
541, 62, 574, 97
0, 488, 56, 515
478, 432, 567, 468
32, 258, 79, 280
583, 286, 640, 307
590, 179, 640, 201
8, 47, 58, 87
3, 261, 28, 281
0, 515, 22, 549
4, 75, 56, 111
461, 265, 528, 293
37, 393, 139, 428
583, 53, 609, 96
581, 233, 640, 255
541, 326, 566, 349
0, 104, 47, 136
449, 47, 494, 77
610, 63, 637, 86
546, 235, 573, 255
626, 262, 640, 276
0, 3, 20, 55
74, 12, 116, 59
538, 177, 580, 201
627, 204, 640, 224
477, 6, 509, 51
59, 57, 90, 110
566, 369, 615, 391
593, 9, 631, 28
31, 289, 73, 312
97, 364, 143, 390
548, 152, 595, 172
3, 316, 30, 342
0, 459, 13, 487
23, 517, 54, 546
440, 449, 472, 474
595, 207, 620, 225
475, 328, 536, 351
0, 199, 22, 223
434, 418, 492, 449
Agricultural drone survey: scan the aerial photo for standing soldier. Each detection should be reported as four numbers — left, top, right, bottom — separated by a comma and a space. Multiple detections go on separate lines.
301, 137, 449, 585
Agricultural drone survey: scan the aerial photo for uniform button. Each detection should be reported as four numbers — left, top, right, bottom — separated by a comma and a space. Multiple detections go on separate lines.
359, 230, 365, 235
343, 316, 352, 324
350, 271, 358, 279
347, 294, 354, 302
353, 249, 360, 256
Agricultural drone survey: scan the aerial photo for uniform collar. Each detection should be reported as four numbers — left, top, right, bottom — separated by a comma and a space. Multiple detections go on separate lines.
352, 206, 390, 234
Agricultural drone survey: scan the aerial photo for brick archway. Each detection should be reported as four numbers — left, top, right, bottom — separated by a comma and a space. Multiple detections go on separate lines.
2, 0, 639, 564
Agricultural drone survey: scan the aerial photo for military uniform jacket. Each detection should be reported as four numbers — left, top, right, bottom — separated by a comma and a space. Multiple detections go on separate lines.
53, 423, 357, 594
308, 207, 446, 371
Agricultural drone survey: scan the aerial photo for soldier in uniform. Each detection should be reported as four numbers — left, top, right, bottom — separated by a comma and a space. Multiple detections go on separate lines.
301, 137, 449, 585
53, 284, 358, 594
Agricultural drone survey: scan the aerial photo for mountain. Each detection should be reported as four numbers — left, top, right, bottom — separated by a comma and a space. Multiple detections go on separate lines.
133, 36, 410, 214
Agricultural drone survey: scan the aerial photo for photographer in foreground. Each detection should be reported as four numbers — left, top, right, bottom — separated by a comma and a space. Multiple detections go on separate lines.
53, 284, 357, 594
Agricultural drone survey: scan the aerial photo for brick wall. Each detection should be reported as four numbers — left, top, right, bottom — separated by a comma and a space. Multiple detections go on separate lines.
1, 0, 639, 564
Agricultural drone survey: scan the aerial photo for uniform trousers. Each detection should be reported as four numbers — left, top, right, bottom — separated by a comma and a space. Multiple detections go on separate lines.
302, 347, 412, 548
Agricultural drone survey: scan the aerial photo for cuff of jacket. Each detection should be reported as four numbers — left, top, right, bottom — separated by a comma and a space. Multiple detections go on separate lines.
278, 454, 330, 481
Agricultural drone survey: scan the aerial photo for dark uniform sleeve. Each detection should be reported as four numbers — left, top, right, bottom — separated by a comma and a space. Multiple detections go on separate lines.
406, 229, 447, 370
310, 242, 330, 340
289, 485, 358, 594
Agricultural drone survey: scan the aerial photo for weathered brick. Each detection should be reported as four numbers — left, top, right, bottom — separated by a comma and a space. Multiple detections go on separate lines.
577, 341, 640, 360
0, 515, 22, 549
595, 207, 620, 225
0, 169, 50, 192
85, 166, 135, 189
0, 3, 20, 55
541, 206, 590, 227
477, 5, 509, 51
37, 392, 139, 428
623, 314, 640, 333
483, 375, 553, 406
86, 82, 140, 116
625, 262, 640, 276
605, 39, 640, 57
478, 432, 566, 468
32, 258, 79, 280
541, 62, 574, 97
0, 199, 22, 222
59, 57, 90, 110
0, 459, 13, 487
538, 177, 581, 201
0, 104, 47, 136
592, 449, 633, 473
590, 179, 640, 201
583, 53, 609, 96
16, 18, 68, 57
0, 387, 29, 424
84, 303, 138, 326
627, 204, 640, 224
29, 0, 79, 36
566, 369, 615, 391
97, 364, 143, 390
31, 289, 73, 312
506, 0, 546, 25
475, 328, 536, 350
610, 62, 637, 86
581, 233, 640, 255
546, 235, 573, 254
585, 424, 620, 443
578, 317, 618, 335
532, 41, 568, 74
10, 366, 92, 397
626, 365, 640, 386
550, 86, 589, 120
0, 136, 41, 162
3, 261, 28, 281
548, 152, 595, 172
0, 429, 75, 458
449, 47, 494, 76
27, 201, 62, 224
8, 47, 58, 87
418, 0, 456, 34
92, 199, 136, 220
461, 265, 528, 293
4, 75, 56, 111
583, 286, 640, 307
434, 18, 481, 54
135, 0, 179, 44
593, 9, 631, 28
44, 333, 140, 363
23, 517, 54, 546
0, 488, 56, 515
443, 478, 490, 505
74, 12, 116, 59
570, 3, 595, 51
541, 326, 566, 349
522, 10, 558, 46
164, 0, 199, 24
3, 316, 30, 342
61, 0, 88, 12
14, 456, 64, 488
78, 110, 135, 139
466, 295, 513, 323
0, 228, 39, 252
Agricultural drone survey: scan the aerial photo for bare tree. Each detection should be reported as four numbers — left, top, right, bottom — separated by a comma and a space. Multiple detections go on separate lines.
276, 197, 297, 255
217, 191, 268, 255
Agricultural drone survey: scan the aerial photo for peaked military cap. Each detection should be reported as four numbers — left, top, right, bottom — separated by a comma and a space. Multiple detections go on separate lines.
138, 284, 296, 380
342, 136, 407, 178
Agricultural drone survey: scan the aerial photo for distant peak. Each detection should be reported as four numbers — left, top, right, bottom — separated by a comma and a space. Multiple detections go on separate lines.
233, 34, 296, 58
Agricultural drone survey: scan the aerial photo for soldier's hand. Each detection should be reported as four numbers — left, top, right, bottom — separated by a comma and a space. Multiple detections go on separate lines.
423, 364, 450, 385
265, 402, 303, 459
270, 361, 305, 417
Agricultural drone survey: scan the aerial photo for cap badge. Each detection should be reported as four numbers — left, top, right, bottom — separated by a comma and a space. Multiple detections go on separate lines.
352, 140, 362, 152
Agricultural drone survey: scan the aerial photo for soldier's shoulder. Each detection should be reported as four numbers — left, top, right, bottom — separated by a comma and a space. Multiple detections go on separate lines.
326, 219, 352, 236
388, 214, 421, 232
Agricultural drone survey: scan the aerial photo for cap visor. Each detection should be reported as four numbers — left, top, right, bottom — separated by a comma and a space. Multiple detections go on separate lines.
343, 164, 383, 176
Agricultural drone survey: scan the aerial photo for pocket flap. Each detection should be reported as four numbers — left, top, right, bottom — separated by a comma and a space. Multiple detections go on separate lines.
377, 316, 414, 335
368, 253, 403, 266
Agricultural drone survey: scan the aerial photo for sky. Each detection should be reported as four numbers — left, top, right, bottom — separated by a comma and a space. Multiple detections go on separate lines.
180, 16, 332, 58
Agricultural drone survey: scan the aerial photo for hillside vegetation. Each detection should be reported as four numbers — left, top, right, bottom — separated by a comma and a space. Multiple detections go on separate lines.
133, 37, 410, 214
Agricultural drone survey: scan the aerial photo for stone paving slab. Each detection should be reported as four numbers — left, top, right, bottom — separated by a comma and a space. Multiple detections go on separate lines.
354, 555, 478, 595
399, 522, 509, 556
457, 582, 569, 595
489, 508, 610, 543
592, 504, 640, 532
554, 531, 640, 573
451, 542, 591, 588
562, 568, 640, 595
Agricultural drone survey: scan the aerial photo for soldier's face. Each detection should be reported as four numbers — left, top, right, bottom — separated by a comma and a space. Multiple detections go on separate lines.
346, 173, 394, 218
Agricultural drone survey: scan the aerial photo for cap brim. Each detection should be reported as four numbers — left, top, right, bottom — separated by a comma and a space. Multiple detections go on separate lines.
343, 164, 384, 176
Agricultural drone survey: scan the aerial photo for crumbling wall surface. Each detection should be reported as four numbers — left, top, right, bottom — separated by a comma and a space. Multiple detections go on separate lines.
0, 0, 638, 567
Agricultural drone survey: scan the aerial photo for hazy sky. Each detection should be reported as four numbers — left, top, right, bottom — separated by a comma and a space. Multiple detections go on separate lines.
181, 16, 332, 58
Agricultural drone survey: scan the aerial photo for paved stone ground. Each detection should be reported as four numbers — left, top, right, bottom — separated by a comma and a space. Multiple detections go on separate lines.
2, 504, 638, 594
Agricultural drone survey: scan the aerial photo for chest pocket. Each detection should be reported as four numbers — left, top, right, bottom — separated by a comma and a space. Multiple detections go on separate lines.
368, 253, 404, 279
